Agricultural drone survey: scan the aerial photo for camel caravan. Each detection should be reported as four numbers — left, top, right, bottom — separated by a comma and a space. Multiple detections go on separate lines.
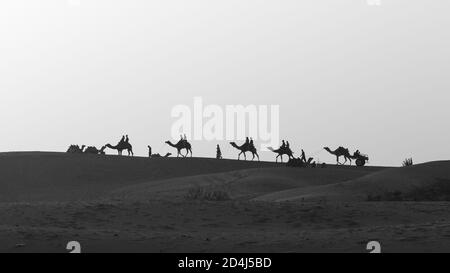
66, 134, 369, 167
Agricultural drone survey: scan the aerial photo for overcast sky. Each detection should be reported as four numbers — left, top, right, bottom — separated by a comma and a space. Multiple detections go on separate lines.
0, 0, 449, 166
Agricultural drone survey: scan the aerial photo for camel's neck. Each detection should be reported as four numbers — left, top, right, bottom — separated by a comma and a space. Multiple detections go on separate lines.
231, 143, 240, 149
167, 141, 177, 147
325, 148, 335, 155
106, 144, 117, 149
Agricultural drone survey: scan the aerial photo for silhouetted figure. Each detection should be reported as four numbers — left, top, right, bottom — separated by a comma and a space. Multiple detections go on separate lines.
245, 137, 250, 148
148, 145, 152, 157
125, 135, 129, 143
354, 150, 360, 157
301, 149, 306, 163
216, 145, 222, 159
105, 137, 134, 156
324, 146, 352, 165
230, 141, 259, 161
165, 139, 192, 157
67, 145, 86, 153
281, 140, 286, 149
268, 145, 294, 163
250, 138, 254, 148
286, 141, 290, 150
84, 146, 106, 155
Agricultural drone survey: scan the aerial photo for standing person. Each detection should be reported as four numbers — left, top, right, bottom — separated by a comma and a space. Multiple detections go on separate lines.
216, 144, 222, 159
301, 149, 306, 163
148, 146, 152, 157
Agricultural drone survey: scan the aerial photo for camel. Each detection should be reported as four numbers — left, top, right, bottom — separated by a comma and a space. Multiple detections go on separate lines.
324, 147, 352, 165
67, 145, 86, 153
165, 140, 192, 157
151, 152, 172, 158
267, 146, 294, 163
84, 146, 106, 155
105, 141, 134, 156
229, 141, 260, 161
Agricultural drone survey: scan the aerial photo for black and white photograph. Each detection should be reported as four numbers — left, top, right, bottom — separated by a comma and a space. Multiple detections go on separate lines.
0, 0, 449, 261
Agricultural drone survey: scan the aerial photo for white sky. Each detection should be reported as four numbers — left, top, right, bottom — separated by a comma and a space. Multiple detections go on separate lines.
0, 0, 449, 166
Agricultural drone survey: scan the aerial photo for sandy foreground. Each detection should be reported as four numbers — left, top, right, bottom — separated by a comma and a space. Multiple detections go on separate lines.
0, 152, 449, 253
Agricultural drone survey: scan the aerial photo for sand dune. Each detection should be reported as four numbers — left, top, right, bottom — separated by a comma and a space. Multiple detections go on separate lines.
1, 152, 450, 252
0, 152, 277, 203
256, 161, 450, 202
106, 165, 382, 201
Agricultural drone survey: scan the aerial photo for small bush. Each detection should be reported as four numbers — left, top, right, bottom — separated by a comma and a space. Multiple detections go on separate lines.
402, 158, 413, 167
185, 186, 231, 201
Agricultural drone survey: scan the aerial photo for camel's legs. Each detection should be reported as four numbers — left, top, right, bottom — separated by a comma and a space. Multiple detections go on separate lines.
238, 151, 243, 160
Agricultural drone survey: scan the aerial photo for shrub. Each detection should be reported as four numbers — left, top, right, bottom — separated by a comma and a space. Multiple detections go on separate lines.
402, 158, 413, 167
185, 186, 231, 201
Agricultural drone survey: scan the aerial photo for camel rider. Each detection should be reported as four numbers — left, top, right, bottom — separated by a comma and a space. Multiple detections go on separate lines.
281, 140, 286, 149
286, 141, 290, 150
120, 135, 125, 144
354, 150, 361, 157
125, 135, 129, 143
245, 137, 250, 148
184, 134, 188, 142
250, 138, 254, 148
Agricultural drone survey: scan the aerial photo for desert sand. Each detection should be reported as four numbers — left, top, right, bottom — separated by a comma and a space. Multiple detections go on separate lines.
0, 152, 449, 253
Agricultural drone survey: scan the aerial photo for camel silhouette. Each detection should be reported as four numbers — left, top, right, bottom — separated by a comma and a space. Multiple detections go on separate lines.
67, 145, 85, 153
105, 140, 134, 156
165, 140, 192, 157
324, 147, 352, 165
151, 152, 172, 158
229, 141, 260, 161
84, 146, 106, 155
267, 146, 294, 163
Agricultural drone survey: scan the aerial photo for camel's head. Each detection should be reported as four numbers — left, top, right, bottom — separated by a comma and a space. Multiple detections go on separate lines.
147, 145, 151, 149
165, 141, 171, 145
324, 147, 330, 151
